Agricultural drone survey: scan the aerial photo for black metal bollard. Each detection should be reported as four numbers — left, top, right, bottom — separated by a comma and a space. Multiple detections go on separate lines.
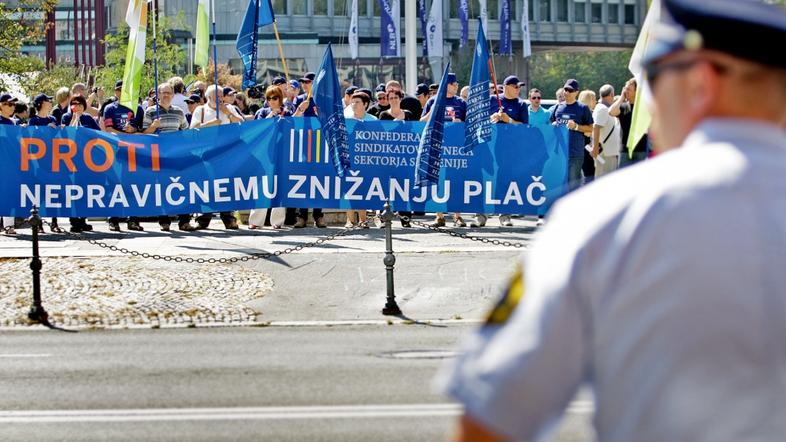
380, 201, 402, 316
27, 206, 49, 325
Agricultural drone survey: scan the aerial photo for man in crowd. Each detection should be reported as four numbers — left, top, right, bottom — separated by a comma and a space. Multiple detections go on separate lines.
51, 87, 71, 125
421, 73, 467, 228
610, 78, 649, 167
368, 88, 389, 118
168, 76, 189, 112
591, 84, 622, 176
527, 88, 550, 128
101, 80, 145, 232
0, 93, 19, 234
550, 78, 593, 191
183, 94, 202, 125
415, 83, 430, 110
142, 82, 197, 232
439, 1, 786, 441
13, 101, 29, 125
292, 71, 326, 228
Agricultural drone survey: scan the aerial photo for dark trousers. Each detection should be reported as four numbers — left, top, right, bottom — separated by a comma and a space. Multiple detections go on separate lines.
297, 208, 323, 221
158, 214, 192, 226
582, 149, 595, 184
69, 217, 87, 227
195, 212, 235, 224
108, 216, 142, 224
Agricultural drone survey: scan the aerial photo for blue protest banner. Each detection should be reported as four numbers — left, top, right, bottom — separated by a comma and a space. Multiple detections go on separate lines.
0, 119, 568, 217
464, 20, 493, 152
499, 0, 512, 56
379, 0, 400, 57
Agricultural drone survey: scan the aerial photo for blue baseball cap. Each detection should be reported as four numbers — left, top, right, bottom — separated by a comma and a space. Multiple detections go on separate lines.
272, 76, 287, 86
563, 79, 579, 92
641, 0, 786, 70
33, 94, 53, 106
345, 86, 358, 96
185, 94, 201, 103
299, 72, 316, 82
289, 79, 301, 90
415, 83, 430, 96
0, 93, 17, 103
446, 73, 458, 84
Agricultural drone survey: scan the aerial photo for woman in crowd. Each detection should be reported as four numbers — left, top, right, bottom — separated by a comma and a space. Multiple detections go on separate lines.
61, 95, 101, 130
344, 92, 376, 228
578, 89, 597, 185
248, 86, 292, 229
379, 89, 415, 121
27, 94, 64, 232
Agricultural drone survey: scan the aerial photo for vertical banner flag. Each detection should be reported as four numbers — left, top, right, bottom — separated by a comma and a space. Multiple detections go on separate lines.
521, 0, 531, 58
459, 0, 469, 48
120, 0, 148, 110
627, 0, 661, 157
313, 43, 351, 177
236, 0, 275, 89
426, 0, 443, 57
479, 0, 488, 39
195, 0, 209, 67
499, 0, 512, 56
418, 0, 428, 56
464, 20, 493, 152
379, 0, 401, 57
349, 0, 359, 59
415, 62, 452, 187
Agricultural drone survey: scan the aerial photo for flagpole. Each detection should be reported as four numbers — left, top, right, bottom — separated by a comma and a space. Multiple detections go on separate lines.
211, 0, 219, 109
272, 22, 290, 82
487, 33, 502, 111
249, 0, 259, 88
152, 0, 160, 121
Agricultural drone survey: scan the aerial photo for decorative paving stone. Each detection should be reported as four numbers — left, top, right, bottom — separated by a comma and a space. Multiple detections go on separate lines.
0, 257, 273, 329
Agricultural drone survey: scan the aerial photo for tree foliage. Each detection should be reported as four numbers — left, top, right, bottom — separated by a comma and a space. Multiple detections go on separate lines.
95, 12, 187, 97
0, 0, 57, 92
529, 50, 634, 98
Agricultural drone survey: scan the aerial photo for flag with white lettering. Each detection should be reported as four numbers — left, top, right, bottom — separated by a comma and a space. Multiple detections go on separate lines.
521, 0, 532, 58
499, 0, 512, 56
349, 0, 359, 59
459, 0, 469, 48
415, 62, 451, 187
236, 0, 275, 89
418, 0, 428, 56
426, 0, 443, 58
379, 0, 401, 57
464, 21, 493, 152
313, 43, 351, 177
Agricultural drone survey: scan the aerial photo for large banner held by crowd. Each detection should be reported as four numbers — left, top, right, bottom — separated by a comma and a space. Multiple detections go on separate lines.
0, 119, 569, 217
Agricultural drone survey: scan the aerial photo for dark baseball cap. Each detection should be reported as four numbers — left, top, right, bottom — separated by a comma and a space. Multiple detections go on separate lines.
114, 80, 123, 90
415, 83, 430, 96
429, 84, 438, 91
185, 94, 201, 103
375, 83, 386, 92
299, 72, 316, 82
272, 76, 287, 85
222, 87, 236, 96
563, 79, 579, 92
0, 93, 17, 103
446, 73, 458, 84
33, 94, 53, 105
345, 86, 358, 96
504, 75, 521, 86
642, 0, 786, 70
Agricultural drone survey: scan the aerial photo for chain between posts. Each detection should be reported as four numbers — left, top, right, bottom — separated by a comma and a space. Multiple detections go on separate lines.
41, 220, 357, 263
396, 214, 527, 249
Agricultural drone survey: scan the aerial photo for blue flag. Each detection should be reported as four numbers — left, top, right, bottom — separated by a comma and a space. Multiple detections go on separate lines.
313, 43, 351, 177
236, 0, 275, 89
459, 0, 469, 48
464, 20, 493, 152
379, 0, 400, 57
414, 62, 451, 188
418, 0, 428, 56
499, 0, 512, 55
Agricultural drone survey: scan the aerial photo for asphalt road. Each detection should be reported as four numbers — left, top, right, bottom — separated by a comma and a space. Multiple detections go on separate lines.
0, 325, 595, 442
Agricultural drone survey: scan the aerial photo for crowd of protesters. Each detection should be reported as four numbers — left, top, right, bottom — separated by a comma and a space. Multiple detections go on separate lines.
0, 71, 648, 235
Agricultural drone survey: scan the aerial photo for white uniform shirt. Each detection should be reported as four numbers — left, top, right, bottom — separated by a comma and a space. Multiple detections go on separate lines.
593, 101, 621, 156
438, 119, 786, 442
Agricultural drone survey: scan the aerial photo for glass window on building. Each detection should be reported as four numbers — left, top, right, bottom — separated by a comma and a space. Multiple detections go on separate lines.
608, 3, 619, 23
314, 0, 328, 15
556, 0, 568, 22
272, 0, 286, 15
574, 1, 586, 22
538, 0, 551, 22
334, 0, 347, 16
624, 2, 635, 24
359, 0, 368, 16
591, 2, 602, 22
292, 0, 307, 15
528, 0, 534, 19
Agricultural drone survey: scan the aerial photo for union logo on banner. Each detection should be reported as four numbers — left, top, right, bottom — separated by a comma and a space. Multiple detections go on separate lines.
288, 128, 331, 164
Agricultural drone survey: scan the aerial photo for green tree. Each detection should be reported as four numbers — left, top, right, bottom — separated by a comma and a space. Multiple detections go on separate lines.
529, 50, 634, 98
96, 12, 187, 100
0, 0, 57, 92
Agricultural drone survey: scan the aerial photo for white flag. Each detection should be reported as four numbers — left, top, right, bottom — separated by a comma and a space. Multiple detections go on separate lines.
426, 0, 443, 57
521, 0, 531, 58
349, 0, 359, 59
479, 0, 488, 39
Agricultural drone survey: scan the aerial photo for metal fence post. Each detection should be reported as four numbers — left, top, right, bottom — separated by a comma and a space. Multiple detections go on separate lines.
28, 206, 49, 325
380, 200, 402, 316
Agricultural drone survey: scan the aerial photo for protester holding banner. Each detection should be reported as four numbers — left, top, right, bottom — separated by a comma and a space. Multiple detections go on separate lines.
0, 93, 18, 234
26, 94, 65, 234
489, 76, 529, 125
51, 87, 71, 126
378, 90, 414, 121
61, 95, 101, 131
254, 86, 294, 119
141, 83, 197, 232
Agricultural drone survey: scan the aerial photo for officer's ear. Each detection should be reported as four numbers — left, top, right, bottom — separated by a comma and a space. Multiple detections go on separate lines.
684, 60, 720, 119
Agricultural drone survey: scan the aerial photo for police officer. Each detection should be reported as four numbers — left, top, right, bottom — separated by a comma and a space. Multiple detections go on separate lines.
437, 1, 786, 441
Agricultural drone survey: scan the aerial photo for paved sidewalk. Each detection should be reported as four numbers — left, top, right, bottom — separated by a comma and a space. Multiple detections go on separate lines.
1, 216, 538, 329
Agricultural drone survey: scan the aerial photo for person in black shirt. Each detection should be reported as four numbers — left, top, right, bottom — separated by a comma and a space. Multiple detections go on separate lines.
610, 78, 649, 167
28, 94, 64, 233
368, 90, 390, 117
51, 87, 71, 126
